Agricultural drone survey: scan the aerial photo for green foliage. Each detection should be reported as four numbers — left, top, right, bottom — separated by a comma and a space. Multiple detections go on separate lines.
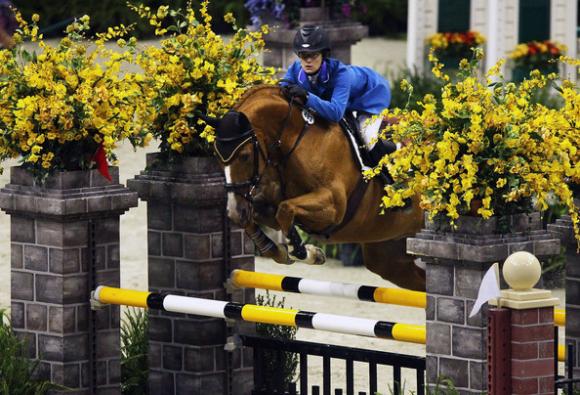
296, 227, 341, 259
426, 377, 460, 394
527, 85, 565, 110
355, 0, 408, 37
541, 246, 566, 288
12, 0, 249, 37
0, 310, 62, 395
375, 376, 460, 394
296, 227, 363, 264
255, 292, 298, 392
121, 308, 149, 395
388, 67, 445, 111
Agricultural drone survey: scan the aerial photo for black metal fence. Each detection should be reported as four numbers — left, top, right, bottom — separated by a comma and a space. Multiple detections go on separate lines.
555, 329, 580, 393
244, 328, 579, 394
241, 335, 426, 395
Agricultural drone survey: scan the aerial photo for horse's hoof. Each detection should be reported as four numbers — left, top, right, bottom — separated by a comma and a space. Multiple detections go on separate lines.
304, 244, 326, 265
279, 245, 296, 265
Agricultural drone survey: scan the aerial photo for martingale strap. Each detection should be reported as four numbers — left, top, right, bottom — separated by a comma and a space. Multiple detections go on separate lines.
316, 176, 369, 238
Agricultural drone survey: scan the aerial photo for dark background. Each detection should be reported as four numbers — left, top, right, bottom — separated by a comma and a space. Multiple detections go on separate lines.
12, 0, 408, 38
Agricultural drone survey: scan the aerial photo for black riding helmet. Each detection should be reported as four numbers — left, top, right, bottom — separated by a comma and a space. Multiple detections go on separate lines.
293, 25, 331, 57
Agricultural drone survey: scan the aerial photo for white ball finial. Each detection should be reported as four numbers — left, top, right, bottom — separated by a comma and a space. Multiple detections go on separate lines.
502, 251, 542, 291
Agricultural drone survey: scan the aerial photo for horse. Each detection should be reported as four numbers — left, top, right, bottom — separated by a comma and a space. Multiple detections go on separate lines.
208, 85, 425, 291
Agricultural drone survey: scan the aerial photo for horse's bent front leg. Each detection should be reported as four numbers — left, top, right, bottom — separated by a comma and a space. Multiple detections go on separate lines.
244, 223, 293, 264
275, 188, 340, 235
275, 188, 341, 266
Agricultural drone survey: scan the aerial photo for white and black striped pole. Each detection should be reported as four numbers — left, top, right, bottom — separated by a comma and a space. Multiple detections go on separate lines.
230, 269, 427, 308
93, 286, 426, 344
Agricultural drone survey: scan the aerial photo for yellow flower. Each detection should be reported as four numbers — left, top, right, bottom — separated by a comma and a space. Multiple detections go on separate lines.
217, 78, 237, 94
224, 13, 235, 25
376, 47, 580, 246
130, 0, 275, 159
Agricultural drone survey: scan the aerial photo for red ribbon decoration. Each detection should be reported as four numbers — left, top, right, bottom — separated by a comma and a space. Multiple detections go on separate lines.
92, 143, 112, 182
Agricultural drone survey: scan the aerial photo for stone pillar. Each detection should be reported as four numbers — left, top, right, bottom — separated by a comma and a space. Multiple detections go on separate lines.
128, 153, 255, 395
263, 7, 368, 69
0, 167, 137, 394
408, 213, 560, 394
488, 252, 559, 395
548, 208, 580, 378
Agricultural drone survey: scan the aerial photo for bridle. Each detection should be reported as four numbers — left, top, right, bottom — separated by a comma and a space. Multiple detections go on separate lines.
217, 98, 311, 205
221, 131, 268, 203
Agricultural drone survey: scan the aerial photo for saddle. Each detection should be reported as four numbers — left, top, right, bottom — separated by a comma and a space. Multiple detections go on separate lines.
338, 112, 396, 172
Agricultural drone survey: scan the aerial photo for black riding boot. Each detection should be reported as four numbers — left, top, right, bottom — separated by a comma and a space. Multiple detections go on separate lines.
368, 140, 395, 184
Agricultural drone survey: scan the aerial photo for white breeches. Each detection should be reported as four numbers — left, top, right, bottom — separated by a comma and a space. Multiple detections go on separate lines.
357, 113, 383, 149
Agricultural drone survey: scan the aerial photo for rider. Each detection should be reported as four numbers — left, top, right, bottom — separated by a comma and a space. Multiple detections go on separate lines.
280, 25, 395, 180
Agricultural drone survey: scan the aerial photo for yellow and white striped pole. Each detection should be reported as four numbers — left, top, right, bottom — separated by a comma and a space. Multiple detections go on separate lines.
231, 270, 567, 326
93, 286, 426, 344
93, 286, 568, 362
555, 308, 565, 327
231, 269, 427, 308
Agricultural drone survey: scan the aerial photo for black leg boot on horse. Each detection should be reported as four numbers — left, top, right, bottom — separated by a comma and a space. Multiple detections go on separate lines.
244, 222, 294, 264
286, 225, 326, 265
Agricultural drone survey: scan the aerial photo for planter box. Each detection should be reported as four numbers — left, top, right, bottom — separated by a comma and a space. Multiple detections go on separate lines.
0, 166, 137, 394
408, 212, 560, 394
128, 153, 255, 395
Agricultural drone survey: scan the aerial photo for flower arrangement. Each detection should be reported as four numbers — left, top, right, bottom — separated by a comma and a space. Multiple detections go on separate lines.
510, 40, 567, 72
368, 49, 580, 243
245, 0, 363, 29
131, 1, 276, 157
427, 31, 486, 66
0, 12, 147, 181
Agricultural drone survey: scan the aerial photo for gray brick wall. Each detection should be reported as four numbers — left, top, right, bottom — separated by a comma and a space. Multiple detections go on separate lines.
0, 167, 137, 394
549, 214, 580, 378
409, 212, 560, 394
128, 153, 255, 395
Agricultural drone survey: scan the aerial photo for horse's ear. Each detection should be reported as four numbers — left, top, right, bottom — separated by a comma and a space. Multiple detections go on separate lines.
198, 113, 221, 129
217, 111, 252, 139
236, 111, 251, 133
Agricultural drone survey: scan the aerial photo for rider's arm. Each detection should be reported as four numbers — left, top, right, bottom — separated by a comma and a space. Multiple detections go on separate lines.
280, 62, 299, 86
305, 65, 352, 122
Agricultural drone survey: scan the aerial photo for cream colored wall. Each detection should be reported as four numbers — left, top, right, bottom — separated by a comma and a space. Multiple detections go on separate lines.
471, 0, 487, 34
551, 0, 578, 81
407, 0, 577, 81
406, 0, 438, 73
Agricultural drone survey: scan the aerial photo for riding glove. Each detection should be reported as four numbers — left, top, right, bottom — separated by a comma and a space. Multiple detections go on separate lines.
282, 84, 308, 104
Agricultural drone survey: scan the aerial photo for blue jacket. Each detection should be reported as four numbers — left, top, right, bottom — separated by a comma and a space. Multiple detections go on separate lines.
282, 58, 391, 122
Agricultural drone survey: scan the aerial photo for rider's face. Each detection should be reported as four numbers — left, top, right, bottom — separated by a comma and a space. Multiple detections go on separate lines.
298, 52, 323, 74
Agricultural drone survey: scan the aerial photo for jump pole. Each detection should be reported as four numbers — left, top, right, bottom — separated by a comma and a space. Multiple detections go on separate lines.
93, 286, 568, 362
230, 269, 567, 327
230, 269, 426, 308
92, 286, 425, 344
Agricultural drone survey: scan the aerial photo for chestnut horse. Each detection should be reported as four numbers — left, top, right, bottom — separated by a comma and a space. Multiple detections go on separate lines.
210, 85, 425, 291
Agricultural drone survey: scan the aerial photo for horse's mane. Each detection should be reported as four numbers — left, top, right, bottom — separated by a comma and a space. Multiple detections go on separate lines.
234, 84, 282, 110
